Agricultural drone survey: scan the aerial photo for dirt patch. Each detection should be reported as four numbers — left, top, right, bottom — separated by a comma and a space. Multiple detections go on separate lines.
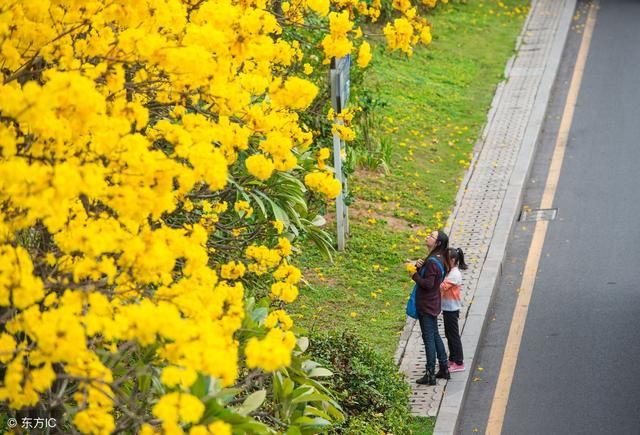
323, 193, 426, 233
302, 267, 340, 287
347, 206, 423, 232
354, 168, 388, 181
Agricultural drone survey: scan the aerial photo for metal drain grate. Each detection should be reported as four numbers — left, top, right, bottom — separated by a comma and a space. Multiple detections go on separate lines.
519, 208, 557, 222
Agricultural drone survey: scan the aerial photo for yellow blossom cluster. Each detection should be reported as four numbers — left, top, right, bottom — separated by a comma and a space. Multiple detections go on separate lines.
221, 261, 247, 280
152, 392, 205, 432
265, 309, 294, 330
270, 77, 319, 110
321, 11, 354, 59
0, 245, 44, 309
246, 154, 276, 180
385, 18, 419, 55
307, 0, 331, 16
245, 245, 283, 275
161, 366, 198, 389
305, 171, 343, 199
317, 147, 332, 169
274, 261, 304, 284
358, 41, 373, 68
332, 123, 357, 141
382, 0, 445, 55
422, 0, 448, 8
272, 220, 285, 234
234, 200, 254, 218
271, 281, 300, 303
277, 236, 293, 257
0, 0, 447, 431
245, 328, 297, 371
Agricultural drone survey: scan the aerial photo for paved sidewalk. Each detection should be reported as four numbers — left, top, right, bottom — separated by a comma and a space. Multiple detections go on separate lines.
394, 0, 577, 431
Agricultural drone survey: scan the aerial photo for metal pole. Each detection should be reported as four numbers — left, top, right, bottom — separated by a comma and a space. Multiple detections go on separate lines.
341, 136, 349, 236
333, 121, 346, 251
330, 56, 350, 250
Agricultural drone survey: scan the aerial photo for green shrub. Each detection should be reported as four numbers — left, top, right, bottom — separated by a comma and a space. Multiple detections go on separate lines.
308, 331, 412, 434
350, 87, 393, 173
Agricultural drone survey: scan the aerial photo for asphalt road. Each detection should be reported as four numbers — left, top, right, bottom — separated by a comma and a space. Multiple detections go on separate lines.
458, 0, 640, 433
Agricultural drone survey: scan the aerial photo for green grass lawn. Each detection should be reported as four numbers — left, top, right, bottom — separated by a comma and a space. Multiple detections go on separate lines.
409, 416, 437, 434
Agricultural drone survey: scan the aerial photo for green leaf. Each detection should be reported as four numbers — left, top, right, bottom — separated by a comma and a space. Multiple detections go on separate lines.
137, 373, 152, 393
236, 389, 266, 416
292, 416, 315, 425
303, 405, 332, 421
247, 191, 268, 219
244, 297, 256, 315
251, 307, 269, 324
303, 224, 334, 261
296, 336, 309, 353
214, 387, 242, 405
190, 374, 211, 398
201, 397, 247, 425
308, 367, 333, 378
310, 214, 326, 227
208, 377, 222, 395
291, 386, 330, 404
256, 296, 271, 308
294, 416, 332, 430
255, 191, 290, 227
301, 360, 319, 372
272, 203, 290, 227
282, 377, 295, 397
272, 372, 283, 399
235, 420, 274, 434
284, 426, 303, 435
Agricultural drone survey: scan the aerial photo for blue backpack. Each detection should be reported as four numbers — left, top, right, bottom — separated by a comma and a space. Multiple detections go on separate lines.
406, 257, 445, 319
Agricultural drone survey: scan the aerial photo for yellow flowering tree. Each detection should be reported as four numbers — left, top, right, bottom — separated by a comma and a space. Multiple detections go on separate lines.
0, 0, 449, 432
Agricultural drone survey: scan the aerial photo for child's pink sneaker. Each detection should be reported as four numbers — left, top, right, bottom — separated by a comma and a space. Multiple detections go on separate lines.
449, 362, 465, 373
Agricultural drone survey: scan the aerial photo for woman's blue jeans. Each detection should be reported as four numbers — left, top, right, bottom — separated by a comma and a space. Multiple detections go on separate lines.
418, 313, 447, 372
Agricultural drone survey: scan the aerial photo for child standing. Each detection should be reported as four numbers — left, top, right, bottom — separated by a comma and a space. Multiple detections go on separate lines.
440, 247, 468, 373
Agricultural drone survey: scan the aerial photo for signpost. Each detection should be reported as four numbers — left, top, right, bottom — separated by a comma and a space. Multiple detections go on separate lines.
331, 55, 350, 113
330, 55, 350, 251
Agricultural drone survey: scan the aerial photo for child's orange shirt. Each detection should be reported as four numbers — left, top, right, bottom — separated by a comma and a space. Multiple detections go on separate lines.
440, 266, 462, 312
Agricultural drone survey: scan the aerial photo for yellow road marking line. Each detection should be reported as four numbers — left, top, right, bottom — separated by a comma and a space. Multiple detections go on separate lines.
485, 3, 598, 434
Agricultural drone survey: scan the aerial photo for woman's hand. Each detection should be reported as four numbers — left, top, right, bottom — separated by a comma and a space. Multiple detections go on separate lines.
415, 259, 424, 268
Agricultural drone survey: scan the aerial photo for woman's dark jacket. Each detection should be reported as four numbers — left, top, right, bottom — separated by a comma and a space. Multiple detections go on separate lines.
411, 253, 446, 317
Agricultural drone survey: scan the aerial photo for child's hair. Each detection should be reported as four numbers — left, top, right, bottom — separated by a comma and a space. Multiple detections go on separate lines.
446, 247, 468, 270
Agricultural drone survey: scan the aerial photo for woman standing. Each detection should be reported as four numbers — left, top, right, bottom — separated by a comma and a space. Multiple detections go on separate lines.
411, 230, 450, 385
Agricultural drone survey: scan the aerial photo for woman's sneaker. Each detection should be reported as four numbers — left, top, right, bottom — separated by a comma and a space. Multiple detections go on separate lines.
449, 362, 465, 373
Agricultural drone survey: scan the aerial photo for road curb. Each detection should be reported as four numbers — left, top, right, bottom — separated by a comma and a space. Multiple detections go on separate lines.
432, 0, 578, 433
